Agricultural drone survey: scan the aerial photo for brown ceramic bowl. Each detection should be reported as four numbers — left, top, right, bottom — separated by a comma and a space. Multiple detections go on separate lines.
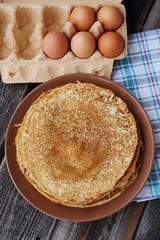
5, 73, 154, 222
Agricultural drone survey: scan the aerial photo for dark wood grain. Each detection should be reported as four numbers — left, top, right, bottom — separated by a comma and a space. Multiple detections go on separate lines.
108, 202, 145, 240
46, 215, 116, 240
133, 200, 160, 240
142, 0, 160, 31
0, 158, 55, 240
0, 79, 28, 162
122, 0, 155, 33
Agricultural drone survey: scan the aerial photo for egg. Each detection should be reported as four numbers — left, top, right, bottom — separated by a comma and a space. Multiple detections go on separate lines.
98, 32, 124, 58
97, 5, 123, 31
71, 32, 96, 59
69, 6, 95, 31
42, 31, 69, 59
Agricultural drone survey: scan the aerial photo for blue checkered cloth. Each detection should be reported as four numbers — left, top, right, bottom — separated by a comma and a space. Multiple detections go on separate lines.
111, 29, 160, 202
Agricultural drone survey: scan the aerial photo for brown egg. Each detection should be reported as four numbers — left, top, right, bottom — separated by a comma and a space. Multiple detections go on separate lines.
42, 31, 69, 59
71, 32, 96, 59
97, 5, 123, 31
98, 32, 124, 58
69, 6, 95, 31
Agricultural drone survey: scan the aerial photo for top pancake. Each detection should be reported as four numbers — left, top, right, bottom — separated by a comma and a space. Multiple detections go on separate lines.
15, 82, 138, 206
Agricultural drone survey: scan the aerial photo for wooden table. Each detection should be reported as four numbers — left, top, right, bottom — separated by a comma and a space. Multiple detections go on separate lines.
0, 0, 160, 239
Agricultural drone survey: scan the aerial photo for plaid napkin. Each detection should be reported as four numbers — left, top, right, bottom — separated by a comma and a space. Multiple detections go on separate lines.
111, 29, 160, 202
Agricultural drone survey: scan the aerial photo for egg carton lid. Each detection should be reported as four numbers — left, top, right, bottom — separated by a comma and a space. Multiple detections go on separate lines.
1, 0, 122, 4
0, 0, 126, 83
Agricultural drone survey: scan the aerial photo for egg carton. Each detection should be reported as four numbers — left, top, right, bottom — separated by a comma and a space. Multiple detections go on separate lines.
0, 0, 127, 83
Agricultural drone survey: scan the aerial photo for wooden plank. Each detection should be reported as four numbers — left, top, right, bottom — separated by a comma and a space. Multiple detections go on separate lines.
142, 0, 160, 31
46, 213, 118, 240
108, 202, 145, 240
133, 199, 160, 240
0, 78, 40, 162
45, 203, 145, 240
122, 0, 155, 33
0, 79, 28, 161
0, 158, 56, 240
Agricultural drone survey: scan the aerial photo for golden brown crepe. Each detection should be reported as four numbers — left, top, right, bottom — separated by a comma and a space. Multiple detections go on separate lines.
15, 82, 140, 207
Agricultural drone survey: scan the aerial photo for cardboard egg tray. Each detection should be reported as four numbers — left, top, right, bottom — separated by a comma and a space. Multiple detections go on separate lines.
0, 0, 127, 83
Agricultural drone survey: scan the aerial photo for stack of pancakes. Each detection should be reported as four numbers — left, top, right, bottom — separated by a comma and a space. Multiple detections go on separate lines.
15, 83, 141, 207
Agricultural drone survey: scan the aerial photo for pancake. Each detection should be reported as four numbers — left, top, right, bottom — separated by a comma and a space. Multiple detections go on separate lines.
23, 129, 141, 208
15, 82, 139, 207
82, 126, 142, 207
